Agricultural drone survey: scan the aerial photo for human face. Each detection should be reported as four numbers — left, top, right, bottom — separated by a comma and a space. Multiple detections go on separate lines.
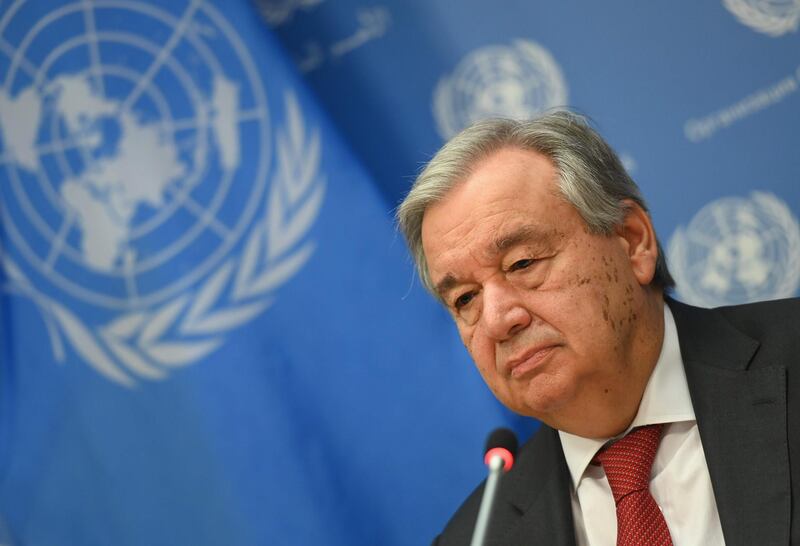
421, 147, 662, 435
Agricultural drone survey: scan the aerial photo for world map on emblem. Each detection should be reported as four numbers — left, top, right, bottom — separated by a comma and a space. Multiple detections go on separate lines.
1, 72, 239, 272
0, 0, 271, 311
0, 1, 327, 385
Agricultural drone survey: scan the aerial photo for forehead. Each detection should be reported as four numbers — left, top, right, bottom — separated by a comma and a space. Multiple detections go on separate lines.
422, 147, 567, 248
420, 147, 580, 285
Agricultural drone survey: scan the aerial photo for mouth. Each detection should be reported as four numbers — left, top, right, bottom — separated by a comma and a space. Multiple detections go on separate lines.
505, 344, 559, 379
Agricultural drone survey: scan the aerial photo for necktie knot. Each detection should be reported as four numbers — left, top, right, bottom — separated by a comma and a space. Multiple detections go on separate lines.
594, 423, 673, 545
596, 424, 663, 504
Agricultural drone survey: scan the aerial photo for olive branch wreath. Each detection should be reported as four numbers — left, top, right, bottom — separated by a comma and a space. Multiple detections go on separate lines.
1, 90, 325, 387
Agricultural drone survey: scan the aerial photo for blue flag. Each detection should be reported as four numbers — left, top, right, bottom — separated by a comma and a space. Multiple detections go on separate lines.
0, 1, 528, 544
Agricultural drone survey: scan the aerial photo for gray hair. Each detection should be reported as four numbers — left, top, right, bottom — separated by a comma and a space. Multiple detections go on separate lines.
396, 110, 674, 294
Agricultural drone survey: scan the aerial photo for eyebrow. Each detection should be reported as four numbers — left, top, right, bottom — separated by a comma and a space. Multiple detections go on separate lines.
492, 225, 550, 255
432, 224, 552, 299
434, 274, 458, 300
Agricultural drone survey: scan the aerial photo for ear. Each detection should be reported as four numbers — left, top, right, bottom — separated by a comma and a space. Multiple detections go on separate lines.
614, 200, 658, 286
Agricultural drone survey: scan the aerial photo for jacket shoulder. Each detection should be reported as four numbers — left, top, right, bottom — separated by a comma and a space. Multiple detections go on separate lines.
432, 425, 570, 546
716, 298, 800, 360
715, 297, 800, 333
669, 296, 800, 364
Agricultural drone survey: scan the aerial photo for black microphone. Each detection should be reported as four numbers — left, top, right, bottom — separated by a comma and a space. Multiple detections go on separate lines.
470, 428, 518, 546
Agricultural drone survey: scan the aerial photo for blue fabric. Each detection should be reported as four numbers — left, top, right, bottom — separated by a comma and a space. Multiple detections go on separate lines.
2, 1, 797, 544
0, 1, 533, 544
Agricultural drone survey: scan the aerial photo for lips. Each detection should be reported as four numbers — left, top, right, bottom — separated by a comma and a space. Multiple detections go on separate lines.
505, 344, 559, 379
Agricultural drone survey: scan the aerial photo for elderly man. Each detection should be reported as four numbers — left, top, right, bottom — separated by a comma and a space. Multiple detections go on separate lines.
397, 112, 799, 546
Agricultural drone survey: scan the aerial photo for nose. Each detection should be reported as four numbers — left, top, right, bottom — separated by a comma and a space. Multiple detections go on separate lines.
481, 279, 531, 341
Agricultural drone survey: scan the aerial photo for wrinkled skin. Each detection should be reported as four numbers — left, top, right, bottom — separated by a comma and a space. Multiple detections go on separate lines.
421, 147, 664, 438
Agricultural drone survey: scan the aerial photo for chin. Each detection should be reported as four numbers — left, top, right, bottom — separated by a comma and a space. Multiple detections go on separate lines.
513, 384, 575, 419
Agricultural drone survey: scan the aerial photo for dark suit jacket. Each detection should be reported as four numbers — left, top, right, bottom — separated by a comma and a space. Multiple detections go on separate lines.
434, 297, 800, 545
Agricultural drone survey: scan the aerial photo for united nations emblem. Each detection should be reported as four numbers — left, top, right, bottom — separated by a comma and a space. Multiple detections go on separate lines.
0, 1, 324, 386
432, 40, 568, 139
667, 192, 800, 307
723, 0, 800, 36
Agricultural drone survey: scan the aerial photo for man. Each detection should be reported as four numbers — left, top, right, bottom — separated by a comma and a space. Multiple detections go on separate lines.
396, 111, 799, 545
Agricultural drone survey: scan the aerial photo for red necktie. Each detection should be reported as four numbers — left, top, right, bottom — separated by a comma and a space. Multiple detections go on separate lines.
595, 424, 673, 546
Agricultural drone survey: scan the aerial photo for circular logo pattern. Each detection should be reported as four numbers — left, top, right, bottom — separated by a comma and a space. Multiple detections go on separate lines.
0, 0, 270, 310
668, 192, 800, 307
432, 39, 568, 139
0, 1, 324, 385
723, 0, 800, 36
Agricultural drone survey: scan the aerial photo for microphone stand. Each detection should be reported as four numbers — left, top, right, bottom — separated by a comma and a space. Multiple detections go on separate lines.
470, 452, 506, 546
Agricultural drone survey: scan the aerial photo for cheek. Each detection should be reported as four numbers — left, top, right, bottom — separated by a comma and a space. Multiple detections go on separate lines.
461, 326, 495, 374
541, 268, 620, 349
457, 323, 473, 349
565, 264, 637, 358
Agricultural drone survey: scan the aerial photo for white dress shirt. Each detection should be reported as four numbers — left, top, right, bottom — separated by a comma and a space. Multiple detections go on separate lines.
558, 306, 726, 546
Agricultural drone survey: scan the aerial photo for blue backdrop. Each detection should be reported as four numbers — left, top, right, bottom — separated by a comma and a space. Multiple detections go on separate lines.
0, 1, 797, 545
268, 0, 800, 308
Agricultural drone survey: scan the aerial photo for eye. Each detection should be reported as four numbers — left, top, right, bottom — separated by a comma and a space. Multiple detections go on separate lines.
509, 258, 534, 272
453, 291, 475, 309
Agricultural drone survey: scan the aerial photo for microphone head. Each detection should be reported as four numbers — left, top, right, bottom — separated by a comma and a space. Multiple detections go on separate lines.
483, 428, 518, 471
484, 427, 518, 456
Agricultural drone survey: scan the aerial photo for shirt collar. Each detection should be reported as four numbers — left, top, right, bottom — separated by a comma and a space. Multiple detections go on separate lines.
557, 304, 695, 489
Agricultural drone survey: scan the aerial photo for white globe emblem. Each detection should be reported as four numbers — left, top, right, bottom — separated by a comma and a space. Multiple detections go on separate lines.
668, 192, 800, 307
723, 0, 800, 36
0, 1, 324, 385
432, 40, 568, 139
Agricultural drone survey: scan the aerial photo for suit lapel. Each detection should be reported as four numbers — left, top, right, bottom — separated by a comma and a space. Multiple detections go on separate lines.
669, 299, 790, 546
492, 426, 576, 546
